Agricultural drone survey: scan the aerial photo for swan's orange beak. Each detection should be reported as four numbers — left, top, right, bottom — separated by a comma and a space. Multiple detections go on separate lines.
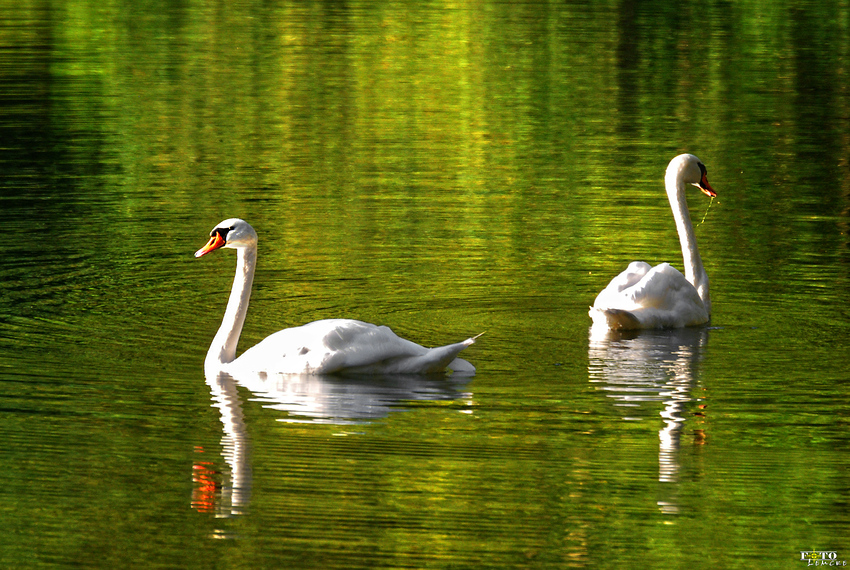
194, 232, 226, 258
698, 172, 716, 198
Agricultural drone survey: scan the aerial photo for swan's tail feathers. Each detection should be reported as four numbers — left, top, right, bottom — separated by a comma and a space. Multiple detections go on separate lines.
464, 332, 486, 346
416, 337, 480, 374
434, 333, 482, 376
589, 307, 641, 331
400, 333, 482, 375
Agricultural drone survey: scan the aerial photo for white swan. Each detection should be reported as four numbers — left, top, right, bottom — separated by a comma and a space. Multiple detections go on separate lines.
195, 219, 479, 376
589, 154, 717, 330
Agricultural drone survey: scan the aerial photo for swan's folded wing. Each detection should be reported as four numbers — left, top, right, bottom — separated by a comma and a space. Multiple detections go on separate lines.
319, 321, 477, 375
234, 319, 476, 375
606, 261, 652, 293
626, 264, 701, 310
317, 320, 428, 372
625, 264, 708, 327
592, 261, 652, 310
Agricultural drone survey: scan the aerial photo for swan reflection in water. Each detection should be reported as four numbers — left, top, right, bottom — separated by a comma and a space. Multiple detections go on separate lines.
192, 370, 473, 519
587, 326, 709, 513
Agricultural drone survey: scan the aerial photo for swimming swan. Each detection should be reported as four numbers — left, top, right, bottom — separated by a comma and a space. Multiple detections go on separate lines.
196, 219, 479, 375
589, 154, 717, 330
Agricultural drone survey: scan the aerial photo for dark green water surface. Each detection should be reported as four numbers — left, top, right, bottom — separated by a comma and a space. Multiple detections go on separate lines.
1, 1, 848, 568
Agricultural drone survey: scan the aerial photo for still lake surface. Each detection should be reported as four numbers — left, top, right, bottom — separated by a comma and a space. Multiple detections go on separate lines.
1, 1, 848, 568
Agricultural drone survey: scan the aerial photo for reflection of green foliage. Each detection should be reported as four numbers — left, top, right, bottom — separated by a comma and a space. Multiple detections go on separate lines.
28, 0, 848, 277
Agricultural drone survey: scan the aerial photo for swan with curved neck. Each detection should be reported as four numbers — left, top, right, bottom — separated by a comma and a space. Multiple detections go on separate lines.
589, 154, 717, 330
195, 219, 478, 375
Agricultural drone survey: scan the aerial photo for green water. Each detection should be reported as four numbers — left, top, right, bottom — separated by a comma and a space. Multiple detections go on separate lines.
1, 1, 848, 568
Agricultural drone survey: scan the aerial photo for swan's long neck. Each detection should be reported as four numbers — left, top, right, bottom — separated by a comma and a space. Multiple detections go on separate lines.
206, 246, 256, 368
666, 166, 711, 315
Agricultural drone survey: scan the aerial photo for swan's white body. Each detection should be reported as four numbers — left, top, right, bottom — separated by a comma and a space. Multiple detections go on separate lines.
196, 219, 477, 376
590, 154, 717, 331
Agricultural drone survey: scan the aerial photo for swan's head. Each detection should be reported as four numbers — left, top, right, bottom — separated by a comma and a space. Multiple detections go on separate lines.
195, 218, 258, 258
668, 154, 717, 198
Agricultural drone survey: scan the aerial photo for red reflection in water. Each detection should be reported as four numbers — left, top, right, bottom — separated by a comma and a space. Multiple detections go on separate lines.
191, 446, 220, 513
